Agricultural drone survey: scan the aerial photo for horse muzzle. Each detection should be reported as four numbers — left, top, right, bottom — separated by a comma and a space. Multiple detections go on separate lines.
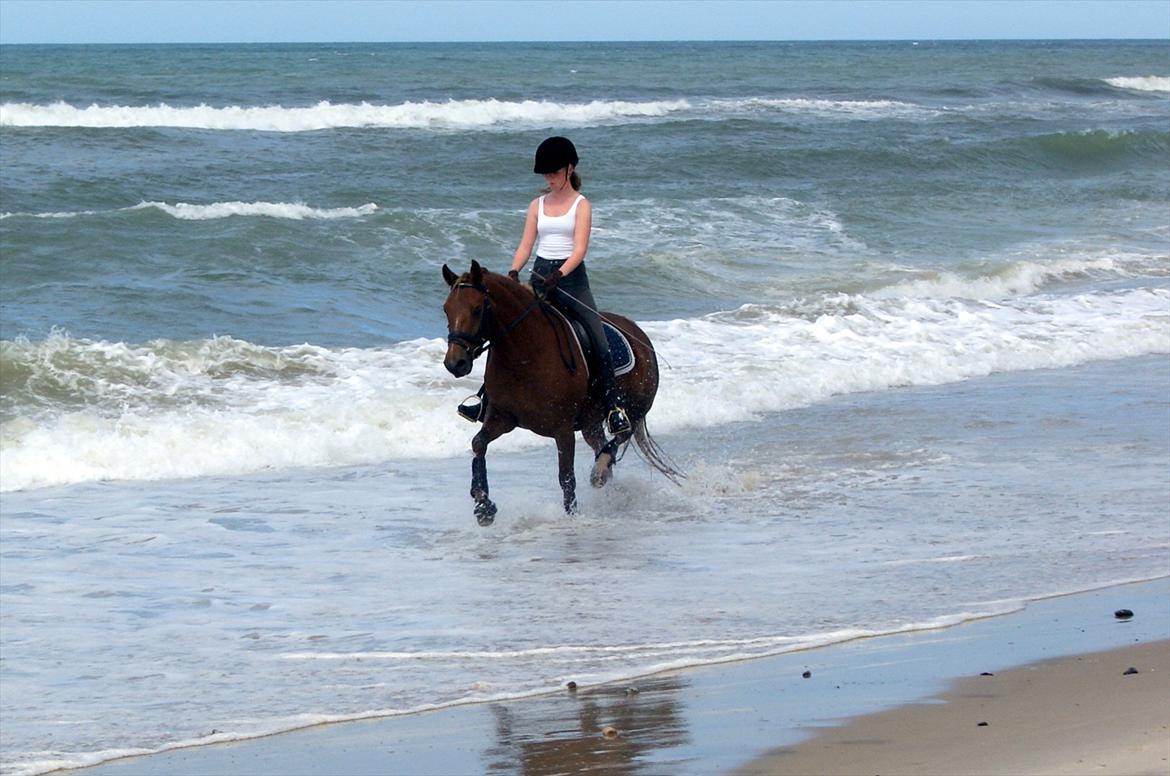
444, 344, 473, 377
445, 331, 484, 377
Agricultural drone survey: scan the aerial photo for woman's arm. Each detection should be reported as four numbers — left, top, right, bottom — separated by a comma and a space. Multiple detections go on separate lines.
510, 199, 539, 273
558, 197, 591, 276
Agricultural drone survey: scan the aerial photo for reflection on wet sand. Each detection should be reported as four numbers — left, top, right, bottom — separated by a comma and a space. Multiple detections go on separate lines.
484, 675, 692, 775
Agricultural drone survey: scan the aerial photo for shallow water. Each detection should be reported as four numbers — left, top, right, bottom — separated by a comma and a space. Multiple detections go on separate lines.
1, 40, 1168, 775
3, 356, 1168, 775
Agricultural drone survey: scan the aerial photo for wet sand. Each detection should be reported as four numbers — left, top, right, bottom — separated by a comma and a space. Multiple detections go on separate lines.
63, 578, 1170, 776
736, 639, 1170, 776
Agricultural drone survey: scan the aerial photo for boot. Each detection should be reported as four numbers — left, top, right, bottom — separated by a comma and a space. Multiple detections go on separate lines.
606, 406, 631, 437
600, 369, 631, 438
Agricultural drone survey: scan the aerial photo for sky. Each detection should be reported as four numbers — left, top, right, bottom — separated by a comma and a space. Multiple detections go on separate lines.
0, 0, 1167, 45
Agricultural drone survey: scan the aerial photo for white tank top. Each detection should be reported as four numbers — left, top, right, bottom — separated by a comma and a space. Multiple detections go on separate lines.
535, 194, 584, 261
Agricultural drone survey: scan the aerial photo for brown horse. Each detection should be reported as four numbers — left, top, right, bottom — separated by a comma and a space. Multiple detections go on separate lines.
442, 260, 681, 525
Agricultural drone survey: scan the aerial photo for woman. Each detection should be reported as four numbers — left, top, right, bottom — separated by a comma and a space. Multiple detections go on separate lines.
458, 136, 630, 438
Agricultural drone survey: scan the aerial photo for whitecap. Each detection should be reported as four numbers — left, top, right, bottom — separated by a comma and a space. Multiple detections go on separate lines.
132, 200, 379, 220
1105, 75, 1170, 93
0, 98, 692, 132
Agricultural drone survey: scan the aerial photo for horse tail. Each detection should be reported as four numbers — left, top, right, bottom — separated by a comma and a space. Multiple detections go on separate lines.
631, 417, 685, 485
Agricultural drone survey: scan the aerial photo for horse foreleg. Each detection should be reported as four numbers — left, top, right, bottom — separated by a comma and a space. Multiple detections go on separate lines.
470, 453, 496, 526
555, 431, 578, 514
470, 420, 510, 526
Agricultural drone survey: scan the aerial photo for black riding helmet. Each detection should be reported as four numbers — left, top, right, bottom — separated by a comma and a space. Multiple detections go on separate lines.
533, 136, 578, 174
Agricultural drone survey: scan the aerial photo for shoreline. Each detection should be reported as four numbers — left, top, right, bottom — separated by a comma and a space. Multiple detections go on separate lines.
55, 576, 1170, 776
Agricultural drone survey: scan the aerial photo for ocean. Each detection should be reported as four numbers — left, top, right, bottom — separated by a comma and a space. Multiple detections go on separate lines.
0, 40, 1167, 775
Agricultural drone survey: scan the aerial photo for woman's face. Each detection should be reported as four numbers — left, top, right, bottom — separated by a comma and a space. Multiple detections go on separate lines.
541, 166, 571, 191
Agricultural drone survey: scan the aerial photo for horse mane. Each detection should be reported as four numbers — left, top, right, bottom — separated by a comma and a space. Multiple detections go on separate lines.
484, 268, 535, 299
461, 262, 537, 304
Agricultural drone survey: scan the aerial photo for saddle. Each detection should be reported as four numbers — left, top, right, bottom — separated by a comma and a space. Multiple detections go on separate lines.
545, 306, 635, 379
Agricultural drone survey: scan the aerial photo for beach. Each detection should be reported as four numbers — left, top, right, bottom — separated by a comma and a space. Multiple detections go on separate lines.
3, 40, 1168, 776
60, 578, 1170, 775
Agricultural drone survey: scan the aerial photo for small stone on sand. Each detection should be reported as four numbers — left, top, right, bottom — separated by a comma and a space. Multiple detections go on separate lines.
802, 670, 812, 678
977, 721, 989, 727
1114, 609, 1134, 620
1123, 667, 1139, 675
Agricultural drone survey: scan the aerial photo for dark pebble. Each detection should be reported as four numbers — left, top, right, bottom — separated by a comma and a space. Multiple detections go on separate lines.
980, 672, 994, 676
566, 681, 578, 691
977, 721, 989, 727
802, 670, 812, 679
1114, 609, 1134, 620
1123, 667, 1139, 675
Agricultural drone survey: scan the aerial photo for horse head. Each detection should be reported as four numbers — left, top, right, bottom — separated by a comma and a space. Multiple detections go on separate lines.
442, 260, 491, 377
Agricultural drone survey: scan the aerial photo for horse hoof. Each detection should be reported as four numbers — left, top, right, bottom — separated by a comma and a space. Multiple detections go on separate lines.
475, 500, 497, 526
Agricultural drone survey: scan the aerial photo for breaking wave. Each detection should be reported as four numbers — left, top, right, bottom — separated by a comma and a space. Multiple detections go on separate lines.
0, 201, 379, 221
3, 278, 1166, 492
1105, 75, 1170, 93
0, 98, 692, 131
0, 95, 952, 133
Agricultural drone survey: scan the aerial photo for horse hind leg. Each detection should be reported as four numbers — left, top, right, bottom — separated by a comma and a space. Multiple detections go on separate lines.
584, 426, 619, 489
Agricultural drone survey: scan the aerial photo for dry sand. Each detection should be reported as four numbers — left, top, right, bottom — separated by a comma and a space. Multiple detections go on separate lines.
736, 639, 1170, 776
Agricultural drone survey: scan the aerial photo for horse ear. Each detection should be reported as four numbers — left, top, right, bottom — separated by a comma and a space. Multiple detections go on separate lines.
469, 260, 483, 285
442, 264, 458, 287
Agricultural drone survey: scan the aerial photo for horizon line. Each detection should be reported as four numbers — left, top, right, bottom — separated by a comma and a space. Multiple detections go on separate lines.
2, 36, 1168, 46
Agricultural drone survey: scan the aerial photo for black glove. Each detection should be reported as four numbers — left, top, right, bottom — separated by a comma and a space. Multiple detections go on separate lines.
542, 268, 563, 295
507, 269, 520, 282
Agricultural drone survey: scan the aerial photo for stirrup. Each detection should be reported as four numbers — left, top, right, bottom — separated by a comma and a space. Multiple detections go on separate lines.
457, 399, 484, 423
606, 406, 631, 437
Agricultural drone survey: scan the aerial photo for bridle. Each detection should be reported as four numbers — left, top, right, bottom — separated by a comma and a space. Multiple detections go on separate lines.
446, 280, 492, 359
446, 278, 543, 360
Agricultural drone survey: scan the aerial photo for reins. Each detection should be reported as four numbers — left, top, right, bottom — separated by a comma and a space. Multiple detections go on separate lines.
448, 271, 669, 374
529, 272, 672, 370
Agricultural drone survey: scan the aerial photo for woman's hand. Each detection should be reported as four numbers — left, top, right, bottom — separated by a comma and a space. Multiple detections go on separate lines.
543, 269, 563, 292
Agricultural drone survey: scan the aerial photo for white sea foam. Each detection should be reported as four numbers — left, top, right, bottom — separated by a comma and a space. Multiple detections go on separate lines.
134, 200, 379, 220
0, 95, 941, 133
865, 253, 1165, 300
725, 97, 934, 119
0, 98, 691, 132
1105, 75, 1170, 93
2, 283, 1167, 492
0, 201, 378, 221
881, 555, 986, 566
